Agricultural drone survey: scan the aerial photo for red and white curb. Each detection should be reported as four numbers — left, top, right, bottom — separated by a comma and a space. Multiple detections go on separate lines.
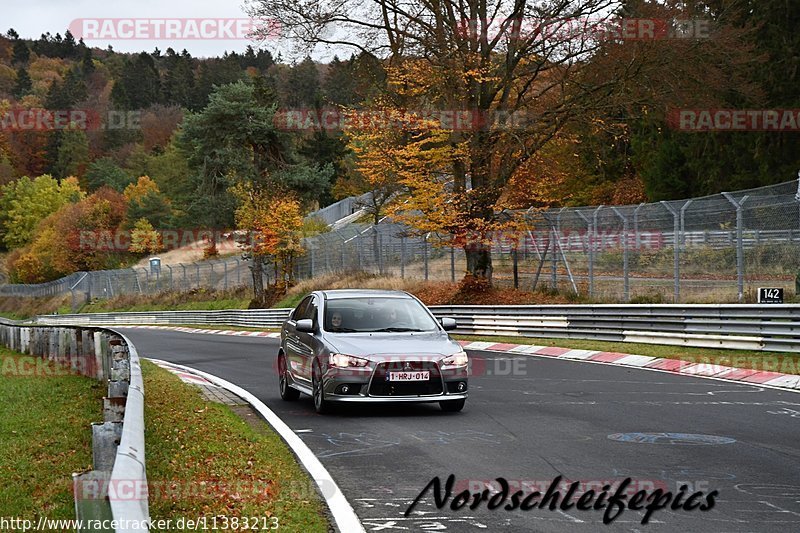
114, 325, 281, 338
459, 340, 800, 393
149, 359, 218, 386
146, 357, 365, 533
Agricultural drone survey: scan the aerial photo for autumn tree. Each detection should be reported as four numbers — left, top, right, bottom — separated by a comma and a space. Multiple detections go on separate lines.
0, 174, 83, 249
247, 0, 637, 282
130, 218, 163, 254
123, 175, 172, 227
248, 0, 761, 282
232, 182, 304, 303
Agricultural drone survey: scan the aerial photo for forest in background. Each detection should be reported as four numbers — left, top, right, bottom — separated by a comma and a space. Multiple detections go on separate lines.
0, 0, 798, 290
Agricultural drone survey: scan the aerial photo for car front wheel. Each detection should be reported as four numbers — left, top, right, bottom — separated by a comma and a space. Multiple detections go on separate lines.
312, 362, 332, 414
440, 398, 466, 412
278, 354, 300, 401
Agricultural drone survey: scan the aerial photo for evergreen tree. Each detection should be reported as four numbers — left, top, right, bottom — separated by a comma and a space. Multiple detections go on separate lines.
12, 39, 29, 64
14, 67, 31, 98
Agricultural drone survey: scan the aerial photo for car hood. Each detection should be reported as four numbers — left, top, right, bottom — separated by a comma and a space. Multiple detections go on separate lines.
324, 331, 462, 359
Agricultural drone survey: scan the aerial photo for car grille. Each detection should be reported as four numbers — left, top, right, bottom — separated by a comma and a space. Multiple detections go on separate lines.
368, 360, 443, 397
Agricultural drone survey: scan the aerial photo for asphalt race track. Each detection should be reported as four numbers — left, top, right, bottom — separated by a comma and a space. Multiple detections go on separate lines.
120, 328, 800, 532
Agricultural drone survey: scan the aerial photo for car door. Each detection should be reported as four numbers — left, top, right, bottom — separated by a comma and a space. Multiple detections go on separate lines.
284, 296, 311, 383
294, 295, 320, 384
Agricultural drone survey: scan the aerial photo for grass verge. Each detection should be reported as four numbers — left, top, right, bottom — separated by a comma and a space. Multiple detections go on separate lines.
0, 346, 103, 517
455, 334, 800, 375
142, 360, 330, 532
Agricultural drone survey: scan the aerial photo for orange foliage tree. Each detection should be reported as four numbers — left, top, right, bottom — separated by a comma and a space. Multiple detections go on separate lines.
232, 182, 304, 303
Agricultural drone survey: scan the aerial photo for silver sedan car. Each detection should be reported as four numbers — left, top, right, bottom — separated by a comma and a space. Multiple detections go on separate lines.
278, 289, 468, 414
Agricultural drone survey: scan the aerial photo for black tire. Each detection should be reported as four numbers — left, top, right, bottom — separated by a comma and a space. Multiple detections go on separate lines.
278, 354, 300, 401
440, 398, 466, 412
312, 362, 332, 414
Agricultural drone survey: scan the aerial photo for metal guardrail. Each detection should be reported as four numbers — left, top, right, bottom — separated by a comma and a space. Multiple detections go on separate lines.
431, 304, 800, 352
31, 304, 800, 353
36, 308, 292, 329
0, 319, 149, 532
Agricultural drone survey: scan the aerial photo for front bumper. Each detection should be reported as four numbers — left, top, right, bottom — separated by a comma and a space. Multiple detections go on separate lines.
321, 359, 468, 402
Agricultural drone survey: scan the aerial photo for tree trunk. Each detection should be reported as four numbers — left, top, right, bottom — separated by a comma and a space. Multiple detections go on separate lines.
251, 254, 265, 304
464, 243, 493, 283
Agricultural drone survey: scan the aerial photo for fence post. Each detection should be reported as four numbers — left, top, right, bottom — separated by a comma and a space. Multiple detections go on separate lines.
512, 246, 519, 289
550, 225, 558, 290
633, 203, 645, 249
400, 236, 406, 278
357, 234, 363, 270
340, 236, 346, 271
450, 245, 456, 282
142, 267, 150, 294
612, 207, 630, 302
166, 265, 173, 291
180, 263, 187, 290
378, 231, 384, 275
680, 199, 693, 247
235, 258, 241, 286
723, 192, 749, 302
591, 206, 604, 297
661, 201, 680, 303
310, 246, 315, 278
423, 234, 429, 281
223, 261, 228, 290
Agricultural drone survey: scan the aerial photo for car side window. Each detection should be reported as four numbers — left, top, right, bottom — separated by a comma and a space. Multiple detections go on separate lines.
292, 297, 311, 321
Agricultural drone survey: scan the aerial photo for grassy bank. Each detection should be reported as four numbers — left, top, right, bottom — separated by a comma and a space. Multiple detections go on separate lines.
0, 347, 103, 518
142, 361, 330, 531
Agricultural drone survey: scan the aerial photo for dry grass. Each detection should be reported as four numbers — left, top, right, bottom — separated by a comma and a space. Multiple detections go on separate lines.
0, 294, 71, 319
279, 271, 584, 307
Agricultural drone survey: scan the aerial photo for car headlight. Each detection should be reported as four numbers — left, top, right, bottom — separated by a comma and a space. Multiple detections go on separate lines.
441, 349, 468, 367
329, 353, 370, 368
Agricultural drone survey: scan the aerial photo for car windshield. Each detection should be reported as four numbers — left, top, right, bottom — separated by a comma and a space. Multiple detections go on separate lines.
323, 297, 440, 333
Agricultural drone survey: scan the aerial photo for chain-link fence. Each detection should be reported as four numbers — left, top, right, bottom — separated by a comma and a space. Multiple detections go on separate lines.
3, 177, 800, 305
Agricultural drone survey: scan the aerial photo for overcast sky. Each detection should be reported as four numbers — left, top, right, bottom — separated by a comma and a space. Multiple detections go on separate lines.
3, 0, 317, 60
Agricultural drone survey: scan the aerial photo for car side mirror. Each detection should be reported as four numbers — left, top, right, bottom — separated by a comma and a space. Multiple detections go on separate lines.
440, 317, 457, 331
296, 319, 315, 333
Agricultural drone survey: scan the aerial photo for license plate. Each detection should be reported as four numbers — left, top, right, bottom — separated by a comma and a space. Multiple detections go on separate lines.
387, 371, 430, 382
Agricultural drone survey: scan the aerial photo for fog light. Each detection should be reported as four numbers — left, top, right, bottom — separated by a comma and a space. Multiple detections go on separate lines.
457, 382, 466, 392
342, 385, 349, 393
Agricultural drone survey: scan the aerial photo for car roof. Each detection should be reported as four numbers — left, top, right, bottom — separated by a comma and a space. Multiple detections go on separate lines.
319, 289, 412, 300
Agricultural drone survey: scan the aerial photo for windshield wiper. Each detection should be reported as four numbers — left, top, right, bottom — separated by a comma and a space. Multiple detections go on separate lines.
329, 327, 358, 332
368, 327, 425, 332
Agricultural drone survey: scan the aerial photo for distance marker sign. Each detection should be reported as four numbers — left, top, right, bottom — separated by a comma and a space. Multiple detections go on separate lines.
757, 288, 784, 303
